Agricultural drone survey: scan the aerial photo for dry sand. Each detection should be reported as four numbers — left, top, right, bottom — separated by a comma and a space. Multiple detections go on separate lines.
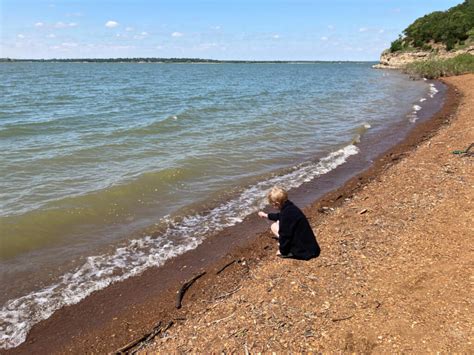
141, 74, 474, 353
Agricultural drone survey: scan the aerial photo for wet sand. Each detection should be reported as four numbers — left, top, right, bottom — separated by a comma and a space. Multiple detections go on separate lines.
7, 74, 472, 353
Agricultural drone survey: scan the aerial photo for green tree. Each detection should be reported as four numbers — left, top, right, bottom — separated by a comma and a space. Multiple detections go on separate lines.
391, 0, 474, 51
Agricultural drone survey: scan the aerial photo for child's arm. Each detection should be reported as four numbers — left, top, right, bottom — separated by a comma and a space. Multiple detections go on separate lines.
258, 211, 280, 221
258, 211, 268, 218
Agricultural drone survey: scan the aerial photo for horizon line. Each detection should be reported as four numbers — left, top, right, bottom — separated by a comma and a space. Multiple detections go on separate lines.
1, 57, 379, 62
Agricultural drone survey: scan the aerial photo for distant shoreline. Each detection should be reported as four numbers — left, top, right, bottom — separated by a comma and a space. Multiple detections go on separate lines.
0, 58, 375, 64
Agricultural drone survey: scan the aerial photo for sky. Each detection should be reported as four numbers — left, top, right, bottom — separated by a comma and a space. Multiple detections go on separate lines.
0, 0, 463, 60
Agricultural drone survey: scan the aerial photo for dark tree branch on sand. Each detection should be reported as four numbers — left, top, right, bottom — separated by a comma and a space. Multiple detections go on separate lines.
175, 272, 206, 309
331, 314, 354, 322
216, 259, 238, 275
116, 320, 173, 354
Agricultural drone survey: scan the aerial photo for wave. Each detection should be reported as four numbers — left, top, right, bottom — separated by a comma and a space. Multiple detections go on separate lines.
0, 143, 359, 349
408, 83, 438, 123
429, 83, 439, 98
351, 122, 371, 144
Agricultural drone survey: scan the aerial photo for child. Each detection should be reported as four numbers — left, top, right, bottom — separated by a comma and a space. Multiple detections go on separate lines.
258, 186, 320, 260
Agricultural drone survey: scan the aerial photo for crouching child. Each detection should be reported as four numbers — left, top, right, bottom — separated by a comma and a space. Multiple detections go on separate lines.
258, 186, 320, 260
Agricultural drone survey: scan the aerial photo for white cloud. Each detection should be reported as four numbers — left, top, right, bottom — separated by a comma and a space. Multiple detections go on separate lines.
47, 33, 56, 38
194, 42, 218, 50
133, 32, 149, 40
35, 22, 44, 27
54, 22, 77, 29
273, 34, 280, 39
320, 36, 328, 41
61, 42, 78, 47
171, 32, 183, 37
379, 29, 385, 34
328, 25, 335, 30
211, 25, 221, 30
359, 27, 368, 32
105, 20, 119, 28
125, 27, 134, 32
17, 34, 25, 39
108, 45, 135, 50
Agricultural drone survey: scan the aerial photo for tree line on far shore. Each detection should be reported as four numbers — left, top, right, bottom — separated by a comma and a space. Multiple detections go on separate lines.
0, 58, 351, 64
390, 0, 474, 52
0, 58, 221, 63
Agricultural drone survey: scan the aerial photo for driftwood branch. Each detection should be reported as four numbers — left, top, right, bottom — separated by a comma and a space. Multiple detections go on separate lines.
116, 320, 174, 354
331, 314, 354, 322
216, 259, 238, 275
175, 272, 206, 309
214, 285, 242, 300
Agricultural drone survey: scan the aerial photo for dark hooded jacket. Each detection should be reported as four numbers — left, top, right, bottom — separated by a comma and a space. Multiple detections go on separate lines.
268, 200, 320, 260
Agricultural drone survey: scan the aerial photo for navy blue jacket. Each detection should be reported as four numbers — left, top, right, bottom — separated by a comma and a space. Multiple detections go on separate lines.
268, 200, 320, 260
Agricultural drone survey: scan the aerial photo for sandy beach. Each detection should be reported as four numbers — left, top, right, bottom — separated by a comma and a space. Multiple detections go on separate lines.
6, 74, 473, 354
138, 74, 473, 353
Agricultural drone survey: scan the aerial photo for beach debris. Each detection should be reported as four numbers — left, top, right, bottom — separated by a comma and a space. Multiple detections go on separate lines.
244, 342, 250, 355
359, 209, 368, 215
116, 320, 173, 354
214, 286, 242, 300
209, 312, 236, 325
229, 327, 248, 338
318, 206, 331, 214
176, 272, 206, 309
452, 143, 474, 157
331, 314, 354, 322
216, 259, 238, 275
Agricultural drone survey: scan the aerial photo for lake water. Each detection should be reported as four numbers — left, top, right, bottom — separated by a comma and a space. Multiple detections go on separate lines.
0, 62, 435, 348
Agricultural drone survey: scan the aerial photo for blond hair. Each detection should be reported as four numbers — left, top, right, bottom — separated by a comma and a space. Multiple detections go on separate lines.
267, 186, 288, 207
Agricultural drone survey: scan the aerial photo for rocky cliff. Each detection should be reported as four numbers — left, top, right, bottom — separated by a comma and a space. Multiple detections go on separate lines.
373, 45, 474, 69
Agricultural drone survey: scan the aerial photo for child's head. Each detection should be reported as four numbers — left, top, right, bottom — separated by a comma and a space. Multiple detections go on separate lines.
267, 186, 288, 208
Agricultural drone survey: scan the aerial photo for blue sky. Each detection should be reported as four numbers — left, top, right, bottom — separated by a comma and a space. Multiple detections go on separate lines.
0, 0, 462, 60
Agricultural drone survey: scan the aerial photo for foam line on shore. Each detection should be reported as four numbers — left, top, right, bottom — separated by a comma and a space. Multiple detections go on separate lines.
408, 82, 439, 122
0, 144, 359, 349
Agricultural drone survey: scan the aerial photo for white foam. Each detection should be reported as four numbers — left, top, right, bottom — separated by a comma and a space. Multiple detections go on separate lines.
413, 105, 422, 111
363, 123, 371, 129
0, 144, 359, 349
420, 98, 426, 102
429, 83, 439, 98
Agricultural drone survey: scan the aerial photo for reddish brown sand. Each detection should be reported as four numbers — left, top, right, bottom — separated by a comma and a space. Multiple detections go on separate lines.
139, 75, 473, 353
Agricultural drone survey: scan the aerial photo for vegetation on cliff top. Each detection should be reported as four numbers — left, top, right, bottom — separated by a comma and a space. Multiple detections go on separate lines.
390, 0, 474, 52
404, 53, 474, 79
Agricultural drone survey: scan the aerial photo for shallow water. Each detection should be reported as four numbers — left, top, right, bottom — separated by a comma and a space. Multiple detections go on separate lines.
0, 62, 432, 348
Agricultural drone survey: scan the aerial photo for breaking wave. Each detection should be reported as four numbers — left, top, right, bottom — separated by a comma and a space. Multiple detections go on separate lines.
0, 144, 359, 349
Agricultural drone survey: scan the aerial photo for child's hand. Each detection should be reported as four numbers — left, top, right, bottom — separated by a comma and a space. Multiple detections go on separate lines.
258, 211, 267, 218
